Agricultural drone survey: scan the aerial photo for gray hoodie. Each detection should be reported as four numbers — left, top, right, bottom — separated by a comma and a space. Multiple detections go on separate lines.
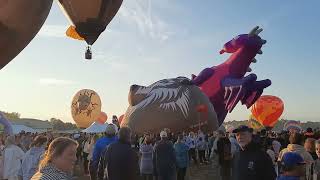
19, 146, 46, 180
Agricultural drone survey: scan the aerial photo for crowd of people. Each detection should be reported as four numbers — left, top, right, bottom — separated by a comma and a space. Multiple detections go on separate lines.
1, 123, 320, 180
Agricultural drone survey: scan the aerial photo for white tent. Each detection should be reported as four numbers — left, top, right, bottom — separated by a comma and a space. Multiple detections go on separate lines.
82, 122, 107, 133
12, 124, 36, 134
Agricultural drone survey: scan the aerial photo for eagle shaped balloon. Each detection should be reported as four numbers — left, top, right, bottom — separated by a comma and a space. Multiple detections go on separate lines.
192, 26, 272, 125
122, 77, 219, 134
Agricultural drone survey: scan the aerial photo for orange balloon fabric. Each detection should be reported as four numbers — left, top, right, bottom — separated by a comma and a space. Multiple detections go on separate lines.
66, 26, 85, 40
251, 95, 284, 127
96, 112, 108, 124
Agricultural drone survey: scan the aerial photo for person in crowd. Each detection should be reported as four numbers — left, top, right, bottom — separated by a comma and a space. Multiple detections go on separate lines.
232, 125, 276, 180
18, 135, 47, 180
0, 138, 4, 178
277, 152, 306, 180
89, 124, 118, 180
197, 137, 207, 164
208, 133, 215, 160
278, 132, 314, 180
153, 130, 176, 180
87, 135, 98, 171
83, 136, 91, 175
273, 139, 282, 160
313, 140, 320, 179
2, 136, 25, 180
304, 138, 318, 160
139, 134, 154, 180
185, 132, 197, 165
217, 132, 232, 180
31, 137, 78, 180
98, 127, 139, 180
174, 134, 189, 180
228, 133, 240, 157
304, 128, 314, 139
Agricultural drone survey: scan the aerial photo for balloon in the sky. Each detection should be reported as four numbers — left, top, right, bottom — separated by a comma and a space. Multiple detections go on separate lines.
58, 0, 123, 59
121, 77, 219, 134
251, 95, 284, 127
283, 120, 302, 133
0, 0, 53, 70
71, 89, 102, 128
248, 114, 264, 130
96, 112, 108, 124
0, 112, 13, 135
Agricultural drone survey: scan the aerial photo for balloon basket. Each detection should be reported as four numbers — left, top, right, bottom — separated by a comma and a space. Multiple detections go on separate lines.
85, 46, 92, 60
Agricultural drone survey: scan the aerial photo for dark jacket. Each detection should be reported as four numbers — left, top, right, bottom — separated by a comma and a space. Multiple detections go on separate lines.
217, 137, 232, 165
153, 139, 176, 177
99, 140, 139, 180
232, 141, 276, 180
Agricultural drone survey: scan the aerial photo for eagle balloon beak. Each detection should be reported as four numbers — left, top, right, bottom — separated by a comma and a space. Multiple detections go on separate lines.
128, 85, 147, 106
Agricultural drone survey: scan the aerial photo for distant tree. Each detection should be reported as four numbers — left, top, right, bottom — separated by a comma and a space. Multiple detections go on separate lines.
49, 118, 78, 130
0, 111, 21, 120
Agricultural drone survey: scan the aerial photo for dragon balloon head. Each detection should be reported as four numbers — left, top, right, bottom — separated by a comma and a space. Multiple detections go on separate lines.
220, 26, 267, 55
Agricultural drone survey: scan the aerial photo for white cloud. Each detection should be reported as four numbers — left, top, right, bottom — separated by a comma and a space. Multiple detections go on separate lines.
118, 0, 175, 42
38, 25, 68, 38
39, 78, 76, 86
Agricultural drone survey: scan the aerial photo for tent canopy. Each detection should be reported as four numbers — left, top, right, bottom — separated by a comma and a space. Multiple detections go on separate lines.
82, 122, 107, 133
12, 124, 36, 134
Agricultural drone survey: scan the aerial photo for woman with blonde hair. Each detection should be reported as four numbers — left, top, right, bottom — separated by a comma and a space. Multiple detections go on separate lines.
31, 137, 78, 180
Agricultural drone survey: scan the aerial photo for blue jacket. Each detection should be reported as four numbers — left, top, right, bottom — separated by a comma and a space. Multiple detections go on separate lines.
174, 142, 189, 168
91, 136, 118, 169
277, 176, 300, 180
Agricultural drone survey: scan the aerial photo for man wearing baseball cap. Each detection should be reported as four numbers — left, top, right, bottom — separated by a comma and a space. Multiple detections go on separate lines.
89, 123, 118, 179
232, 125, 276, 180
277, 152, 306, 180
153, 130, 176, 180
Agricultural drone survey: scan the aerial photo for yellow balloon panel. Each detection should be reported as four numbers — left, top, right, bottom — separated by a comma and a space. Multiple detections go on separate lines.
71, 89, 101, 128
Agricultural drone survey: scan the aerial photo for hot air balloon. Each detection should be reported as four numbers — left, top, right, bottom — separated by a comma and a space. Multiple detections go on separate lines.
248, 114, 264, 130
0, 0, 53, 70
121, 77, 219, 134
58, 0, 123, 59
71, 89, 102, 128
251, 95, 284, 127
283, 120, 302, 133
96, 112, 108, 124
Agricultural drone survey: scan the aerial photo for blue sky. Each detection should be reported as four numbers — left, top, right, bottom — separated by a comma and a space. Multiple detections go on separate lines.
0, 0, 319, 123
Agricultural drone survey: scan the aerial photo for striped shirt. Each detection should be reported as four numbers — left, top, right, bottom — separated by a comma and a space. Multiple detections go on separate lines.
31, 164, 72, 180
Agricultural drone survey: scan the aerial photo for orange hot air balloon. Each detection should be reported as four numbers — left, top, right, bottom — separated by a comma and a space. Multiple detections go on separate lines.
0, 0, 53, 70
118, 114, 124, 125
251, 95, 284, 127
96, 112, 108, 124
58, 0, 123, 59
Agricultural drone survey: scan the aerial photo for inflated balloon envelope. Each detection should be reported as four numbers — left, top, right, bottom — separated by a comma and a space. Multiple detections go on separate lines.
0, 0, 53, 69
121, 77, 219, 134
58, 0, 123, 59
71, 89, 102, 128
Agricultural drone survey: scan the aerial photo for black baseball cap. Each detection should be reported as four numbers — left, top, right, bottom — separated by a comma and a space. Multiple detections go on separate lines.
232, 125, 253, 133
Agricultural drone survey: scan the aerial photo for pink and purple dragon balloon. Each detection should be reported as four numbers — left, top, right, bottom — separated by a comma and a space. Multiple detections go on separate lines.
192, 26, 271, 125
